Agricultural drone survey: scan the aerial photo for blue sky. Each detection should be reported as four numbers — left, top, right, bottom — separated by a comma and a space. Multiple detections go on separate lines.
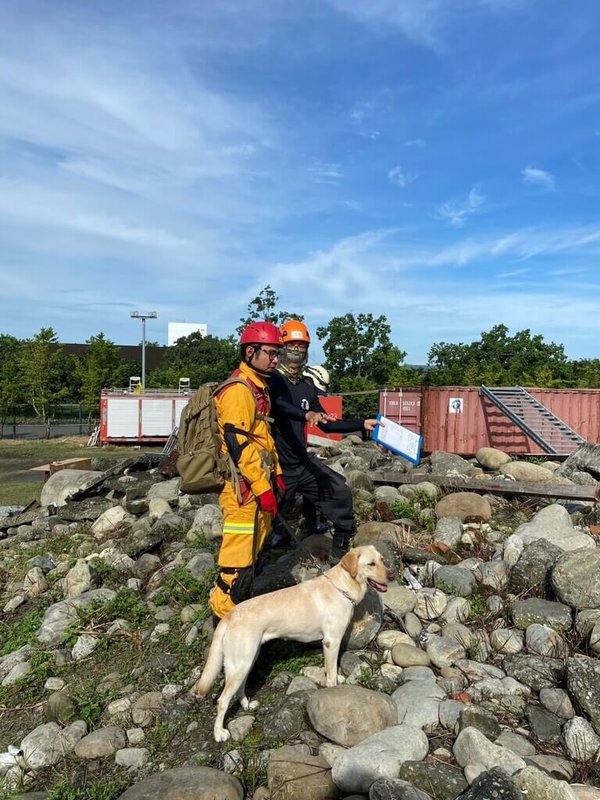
1, 0, 600, 365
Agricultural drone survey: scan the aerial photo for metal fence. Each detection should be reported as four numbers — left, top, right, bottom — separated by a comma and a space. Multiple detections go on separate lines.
1, 404, 98, 440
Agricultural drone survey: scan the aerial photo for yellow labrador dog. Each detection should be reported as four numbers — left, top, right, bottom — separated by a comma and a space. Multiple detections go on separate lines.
191, 545, 394, 742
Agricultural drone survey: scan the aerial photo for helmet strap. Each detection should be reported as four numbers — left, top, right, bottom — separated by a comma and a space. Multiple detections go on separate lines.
245, 345, 273, 378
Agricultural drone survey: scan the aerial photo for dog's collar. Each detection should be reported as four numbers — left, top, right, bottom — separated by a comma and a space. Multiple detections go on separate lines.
324, 574, 357, 605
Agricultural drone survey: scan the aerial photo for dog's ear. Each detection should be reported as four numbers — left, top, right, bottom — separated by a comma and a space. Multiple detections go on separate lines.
340, 549, 359, 578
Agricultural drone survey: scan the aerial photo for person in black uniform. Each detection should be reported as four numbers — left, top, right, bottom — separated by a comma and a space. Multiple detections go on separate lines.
268, 320, 379, 563
300, 364, 332, 535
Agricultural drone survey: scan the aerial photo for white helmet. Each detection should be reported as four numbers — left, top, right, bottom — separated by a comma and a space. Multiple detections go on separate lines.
303, 365, 330, 393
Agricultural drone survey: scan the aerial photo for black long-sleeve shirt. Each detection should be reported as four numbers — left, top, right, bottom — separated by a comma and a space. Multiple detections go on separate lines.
268, 371, 367, 471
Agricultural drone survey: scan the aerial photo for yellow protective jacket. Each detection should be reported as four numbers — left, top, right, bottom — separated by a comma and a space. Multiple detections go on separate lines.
215, 361, 281, 499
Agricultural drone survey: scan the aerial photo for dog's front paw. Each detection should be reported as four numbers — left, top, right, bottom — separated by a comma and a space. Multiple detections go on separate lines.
214, 727, 231, 743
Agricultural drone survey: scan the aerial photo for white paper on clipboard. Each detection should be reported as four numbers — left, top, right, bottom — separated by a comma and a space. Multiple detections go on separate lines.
372, 414, 423, 464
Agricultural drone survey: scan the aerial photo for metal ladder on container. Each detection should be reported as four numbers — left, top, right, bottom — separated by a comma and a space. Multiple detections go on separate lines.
480, 385, 586, 455
162, 426, 179, 456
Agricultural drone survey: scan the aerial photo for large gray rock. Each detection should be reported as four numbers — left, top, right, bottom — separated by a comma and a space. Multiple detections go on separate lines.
56, 497, 114, 521
562, 717, 600, 762
262, 693, 309, 740
63, 559, 98, 599
40, 469, 104, 507
267, 745, 336, 800
37, 589, 117, 647
74, 726, 126, 759
21, 721, 87, 768
399, 761, 468, 800
503, 655, 564, 691
566, 656, 600, 734
430, 452, 474, 477
391, 677, 445, 731
433, 518, 463, 549
500, 461, 555, 482
306, 685, 397, 747
146, 478, 181, 502
331, 725, 428, 794
561, 442, 600, 477
369, 779, 433, 800
434, 566, 476, 597
343, 589, 385, 650
510, 598, 572, 632
118, 766, 243, 799
552, 549, 600, 610
525, 704, 563, 745
383, 583, 418, 617
455, 767, 522, 800
513, 504, 595, 552
476, 447, 511, 471
91, 506, 129, 535
453, 727, 526, 775
434, 493, 491, 523
513, 765, 578, 800
509, 539, 563, 595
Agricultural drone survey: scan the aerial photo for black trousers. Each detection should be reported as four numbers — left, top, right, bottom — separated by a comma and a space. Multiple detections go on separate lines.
275, 454, 355, 536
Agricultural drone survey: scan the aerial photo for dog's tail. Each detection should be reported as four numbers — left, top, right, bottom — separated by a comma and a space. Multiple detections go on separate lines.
190, 620, 226, 698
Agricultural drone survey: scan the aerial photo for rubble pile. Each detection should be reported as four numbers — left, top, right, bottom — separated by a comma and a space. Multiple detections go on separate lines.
0, 441, 600, 799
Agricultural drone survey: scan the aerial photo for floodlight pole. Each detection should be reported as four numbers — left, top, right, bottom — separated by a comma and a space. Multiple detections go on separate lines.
130, 311, 157, 391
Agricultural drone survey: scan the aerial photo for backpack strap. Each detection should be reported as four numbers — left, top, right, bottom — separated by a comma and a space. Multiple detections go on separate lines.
215, 376, 273, 504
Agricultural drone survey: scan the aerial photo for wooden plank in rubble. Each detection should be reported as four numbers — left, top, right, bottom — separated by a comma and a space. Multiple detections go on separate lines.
369, 471, 599, 502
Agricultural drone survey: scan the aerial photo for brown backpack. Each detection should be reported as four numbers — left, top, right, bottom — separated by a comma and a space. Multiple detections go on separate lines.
176, 377, 261, 495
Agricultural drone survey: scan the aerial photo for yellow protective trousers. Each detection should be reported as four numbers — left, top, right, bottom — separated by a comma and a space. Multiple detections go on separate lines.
208, 481, 273, 619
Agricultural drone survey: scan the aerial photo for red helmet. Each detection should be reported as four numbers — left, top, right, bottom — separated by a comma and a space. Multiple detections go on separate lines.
239, 321, 283, 347
280, 319, 310, 345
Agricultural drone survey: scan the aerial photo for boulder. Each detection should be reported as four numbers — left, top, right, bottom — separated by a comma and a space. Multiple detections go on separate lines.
434, 493, 491, 522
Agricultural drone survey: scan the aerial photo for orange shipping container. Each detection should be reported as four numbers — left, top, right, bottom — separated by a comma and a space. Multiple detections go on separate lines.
380, 386, 600, 456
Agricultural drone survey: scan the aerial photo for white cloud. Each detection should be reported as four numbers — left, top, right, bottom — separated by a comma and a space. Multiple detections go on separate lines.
310, 161, 344, 184
497, 266, 531, 278
404, 138, 426, 147
521, 166, 555, 192
437, 187, 486, 227
327, 0, 445, 47
388, 165, 417, 187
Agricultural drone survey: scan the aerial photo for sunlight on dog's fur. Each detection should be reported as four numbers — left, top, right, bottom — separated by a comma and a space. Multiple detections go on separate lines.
191, 545, 394, 742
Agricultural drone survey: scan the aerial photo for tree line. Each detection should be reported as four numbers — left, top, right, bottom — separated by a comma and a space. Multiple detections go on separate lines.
2, 286, 599, 435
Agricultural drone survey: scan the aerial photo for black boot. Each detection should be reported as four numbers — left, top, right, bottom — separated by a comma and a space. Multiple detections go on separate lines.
329, 531, 350, 565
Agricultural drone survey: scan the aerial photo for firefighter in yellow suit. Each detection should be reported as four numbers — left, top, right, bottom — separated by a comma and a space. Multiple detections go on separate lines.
209, 321, 285, 620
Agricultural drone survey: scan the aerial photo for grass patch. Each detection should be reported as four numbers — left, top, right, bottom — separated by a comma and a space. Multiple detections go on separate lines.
46, 774, 131, 800
71, 683, 118, 730
153, 564, 219, 609
0, 438, 147, 460
0, 481, 42, 507
0, 609, 45, 657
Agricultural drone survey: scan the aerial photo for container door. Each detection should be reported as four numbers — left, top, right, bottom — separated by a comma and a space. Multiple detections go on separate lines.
106, 397, 140, 438
141, 398, 174, 436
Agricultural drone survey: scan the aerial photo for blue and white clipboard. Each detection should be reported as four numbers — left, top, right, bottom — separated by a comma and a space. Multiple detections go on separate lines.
372, 413, 423, 464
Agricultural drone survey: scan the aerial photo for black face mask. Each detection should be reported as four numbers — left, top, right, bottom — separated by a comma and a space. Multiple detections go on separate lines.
278, 347, 308, 371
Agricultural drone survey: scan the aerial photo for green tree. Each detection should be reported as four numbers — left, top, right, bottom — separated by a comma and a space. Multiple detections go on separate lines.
158, 332, 238, 388
428, 324, 568, 387
567, 358, 600, 388
316, 313, 407, 386
0, 334, 25, 438
237, 285, 304, 335
20, 327, 70, 437
75, 333, 131, 420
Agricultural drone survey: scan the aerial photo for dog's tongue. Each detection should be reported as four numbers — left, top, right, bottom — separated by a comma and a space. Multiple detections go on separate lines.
368, 579, 388, 592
